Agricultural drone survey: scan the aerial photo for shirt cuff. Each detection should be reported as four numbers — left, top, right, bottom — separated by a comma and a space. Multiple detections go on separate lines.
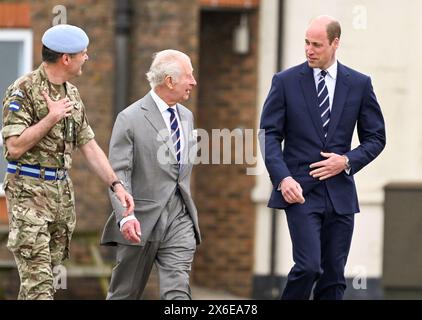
119, 215, 137, 231
277, 176, 292, 191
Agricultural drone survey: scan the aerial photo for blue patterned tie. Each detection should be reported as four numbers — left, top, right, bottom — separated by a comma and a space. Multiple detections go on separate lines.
317, 70, 330, 138
168, 108, 181, 164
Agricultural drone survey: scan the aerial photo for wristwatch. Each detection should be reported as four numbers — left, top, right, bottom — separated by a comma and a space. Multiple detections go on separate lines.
342, 155, 351, 170
110, 180, 124, 192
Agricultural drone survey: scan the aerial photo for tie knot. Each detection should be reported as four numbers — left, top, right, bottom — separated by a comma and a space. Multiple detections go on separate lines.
320, 70, 327, 78
168, 107, 176, 115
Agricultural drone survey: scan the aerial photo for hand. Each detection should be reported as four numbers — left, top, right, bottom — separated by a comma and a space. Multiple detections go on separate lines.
280, 176, 305, 204
42, 91, 74, 123
114, 184, 135, 217
121, 219, 141, 243
309, 152, 347, 180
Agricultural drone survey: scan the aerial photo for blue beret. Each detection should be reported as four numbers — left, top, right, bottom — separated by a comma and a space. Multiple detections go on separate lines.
42, 24, 89, 54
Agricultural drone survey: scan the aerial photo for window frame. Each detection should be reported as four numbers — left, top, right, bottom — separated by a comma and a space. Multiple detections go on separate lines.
0, 29, 33, 196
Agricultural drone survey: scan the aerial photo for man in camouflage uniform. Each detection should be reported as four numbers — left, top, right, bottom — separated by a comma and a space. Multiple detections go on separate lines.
1, 24, 134, 300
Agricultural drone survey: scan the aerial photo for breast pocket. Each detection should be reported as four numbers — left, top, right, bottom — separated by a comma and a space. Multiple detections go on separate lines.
34, 99, 49, 119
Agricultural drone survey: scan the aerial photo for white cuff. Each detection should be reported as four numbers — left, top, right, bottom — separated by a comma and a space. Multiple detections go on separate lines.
278, 176, 292, 191
119, 215, 137, 231
345, 168, 351, 175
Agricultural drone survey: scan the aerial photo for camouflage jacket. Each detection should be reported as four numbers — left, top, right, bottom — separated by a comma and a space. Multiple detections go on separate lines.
2, 64, 95, 169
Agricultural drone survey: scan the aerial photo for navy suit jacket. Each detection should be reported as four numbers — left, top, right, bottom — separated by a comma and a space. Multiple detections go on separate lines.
259, 61, 386, 214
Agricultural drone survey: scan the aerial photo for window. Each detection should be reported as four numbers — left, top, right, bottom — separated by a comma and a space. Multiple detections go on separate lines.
0, 29, 33, 194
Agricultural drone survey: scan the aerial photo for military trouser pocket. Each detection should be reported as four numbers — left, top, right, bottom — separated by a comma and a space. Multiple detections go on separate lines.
7, 219, 43, 259
7, 206, 46, 259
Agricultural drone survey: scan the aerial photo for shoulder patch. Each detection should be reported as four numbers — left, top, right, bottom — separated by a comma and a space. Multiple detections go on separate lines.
11, 89, 25, 99
9, 101, 21, 112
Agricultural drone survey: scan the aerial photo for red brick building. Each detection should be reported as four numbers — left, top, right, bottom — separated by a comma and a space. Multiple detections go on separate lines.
0, 0, 262, 299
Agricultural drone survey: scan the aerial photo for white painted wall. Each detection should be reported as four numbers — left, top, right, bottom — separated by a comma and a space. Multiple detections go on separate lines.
254, 0, 418, 279
253, 0, 279, 274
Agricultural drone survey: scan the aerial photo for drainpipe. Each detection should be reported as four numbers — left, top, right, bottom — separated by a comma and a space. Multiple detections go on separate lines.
269, 0, 284, 298
114, 0, 132, 118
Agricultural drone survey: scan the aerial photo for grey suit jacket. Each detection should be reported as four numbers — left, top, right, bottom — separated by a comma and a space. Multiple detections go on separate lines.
101, 93, 201, 247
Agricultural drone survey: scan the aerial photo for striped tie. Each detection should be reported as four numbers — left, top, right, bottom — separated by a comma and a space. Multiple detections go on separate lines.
168, 107, 181, 164
317, 70, 330, 138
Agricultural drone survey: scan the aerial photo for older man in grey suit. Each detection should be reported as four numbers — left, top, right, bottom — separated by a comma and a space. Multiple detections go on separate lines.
101, 49, 201, 300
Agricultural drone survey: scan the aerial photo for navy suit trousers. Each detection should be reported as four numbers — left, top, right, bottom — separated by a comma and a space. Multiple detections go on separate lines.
281, 184, 355, 300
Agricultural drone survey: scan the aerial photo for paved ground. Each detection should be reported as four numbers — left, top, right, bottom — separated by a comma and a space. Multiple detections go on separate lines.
191, 285, 247, 300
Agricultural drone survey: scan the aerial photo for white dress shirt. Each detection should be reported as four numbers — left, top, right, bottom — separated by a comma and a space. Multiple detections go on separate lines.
313, 59, 337, 112
150, 89, 185, 156
313, 60, 350, 175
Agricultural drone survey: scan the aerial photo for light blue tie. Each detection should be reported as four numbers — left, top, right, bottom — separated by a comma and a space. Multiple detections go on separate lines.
317, 70, 330, 138
167, 108, 181, 164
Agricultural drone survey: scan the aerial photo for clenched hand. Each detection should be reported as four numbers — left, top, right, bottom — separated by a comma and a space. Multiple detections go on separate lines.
281, 176, 305, 204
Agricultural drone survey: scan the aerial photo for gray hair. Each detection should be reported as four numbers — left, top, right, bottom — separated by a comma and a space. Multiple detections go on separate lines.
146, 49, 190, 89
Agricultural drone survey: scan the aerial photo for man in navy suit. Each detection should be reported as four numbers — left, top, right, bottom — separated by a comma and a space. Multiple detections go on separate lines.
259, 15, 386, 300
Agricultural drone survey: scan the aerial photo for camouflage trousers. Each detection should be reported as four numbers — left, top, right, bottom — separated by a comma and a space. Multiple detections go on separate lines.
4, 173, 76, 300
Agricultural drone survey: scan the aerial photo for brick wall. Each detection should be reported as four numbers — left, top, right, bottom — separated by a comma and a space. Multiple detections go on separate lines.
126, 0, 201, 299
129, 0, 199, 114
0, 0, 259, 300
200, 0, 259, 9
194, 9, 258, 297
0, 0, 115, 299
0, 3, 31, 27
9, 0, 117, 232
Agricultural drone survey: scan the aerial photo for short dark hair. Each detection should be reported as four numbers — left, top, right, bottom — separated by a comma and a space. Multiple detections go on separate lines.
42, 45, 64, 63
326, 20, 341, 44
42, 45, 76, 63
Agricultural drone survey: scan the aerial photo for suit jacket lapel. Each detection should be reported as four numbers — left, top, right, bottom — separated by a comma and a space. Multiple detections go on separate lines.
299, 63, 325, 143
177, 105, 190, 177
141, 93, 178, 162
325, 62, 350, 144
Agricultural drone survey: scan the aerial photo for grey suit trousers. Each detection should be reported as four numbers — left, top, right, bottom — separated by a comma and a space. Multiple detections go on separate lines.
106, 191, 196, 300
